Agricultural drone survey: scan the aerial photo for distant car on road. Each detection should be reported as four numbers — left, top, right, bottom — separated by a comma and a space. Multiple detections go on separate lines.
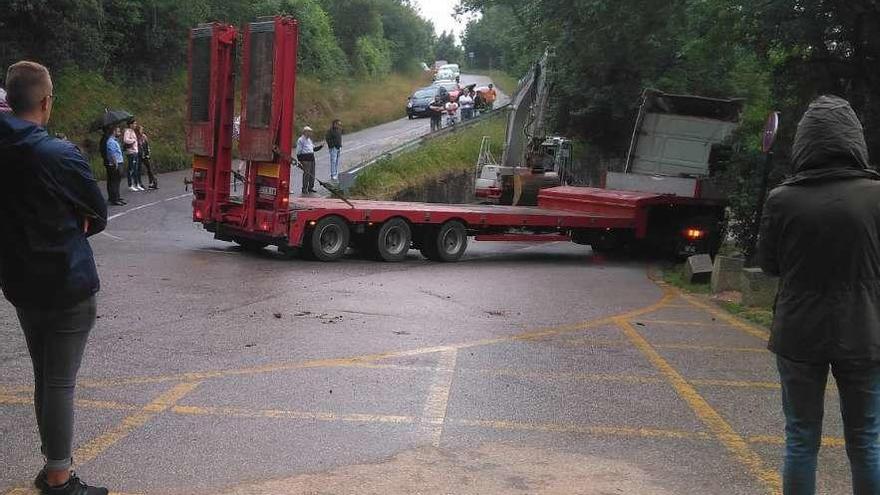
406, 86, 442, 119
433, 69, 456, 82
432, 81, 461, 102
439, 63, 460, 79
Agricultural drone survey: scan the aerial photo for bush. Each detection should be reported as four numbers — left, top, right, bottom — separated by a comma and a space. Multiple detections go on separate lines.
351, 113, 507, 199
353, 36, 392, 78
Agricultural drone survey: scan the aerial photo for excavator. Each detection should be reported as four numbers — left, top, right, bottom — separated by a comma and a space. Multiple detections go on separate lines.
474, 50, 573, 206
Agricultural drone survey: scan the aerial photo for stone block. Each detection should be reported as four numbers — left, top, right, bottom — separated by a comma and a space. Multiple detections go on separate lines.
683, 254, 713, 284
711, 255, 745, 293
740, 267, 778, 307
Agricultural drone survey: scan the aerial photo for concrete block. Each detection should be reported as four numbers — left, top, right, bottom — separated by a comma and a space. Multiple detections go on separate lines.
683, 254, 713, 284
711, 255, 745, 293
740, 267, 778, 307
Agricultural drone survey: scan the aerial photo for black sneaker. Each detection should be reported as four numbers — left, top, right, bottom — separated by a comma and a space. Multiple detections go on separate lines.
42, 472, 108, 495
34, 468, 49, 491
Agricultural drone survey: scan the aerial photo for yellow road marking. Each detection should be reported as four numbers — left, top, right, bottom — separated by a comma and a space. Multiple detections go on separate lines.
21, 290, 677, 393
0, 394, 139, 411
3, 489, 141, 495
689, 379, 780, 390
615, 317, 781, 494
73, 382, 201, 465
421, 349, 458, 447
677, 291, 771, 341
171, 404, 414, 425
453, 418, 711, 441
748, 434, 846, 448
635, 319, 730, 327
653, 343, 768, 353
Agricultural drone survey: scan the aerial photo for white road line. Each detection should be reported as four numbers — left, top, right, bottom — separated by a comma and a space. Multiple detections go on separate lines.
107, 193, 190, 222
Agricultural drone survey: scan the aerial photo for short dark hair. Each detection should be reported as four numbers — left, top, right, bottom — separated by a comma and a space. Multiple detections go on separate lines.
5, 61, 52, 114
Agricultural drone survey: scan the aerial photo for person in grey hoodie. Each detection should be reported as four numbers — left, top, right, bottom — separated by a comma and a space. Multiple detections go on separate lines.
759, 95, 880, 494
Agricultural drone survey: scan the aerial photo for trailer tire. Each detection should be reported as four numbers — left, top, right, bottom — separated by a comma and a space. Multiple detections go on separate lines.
307, 216, 350, 262
376, 218, 411, 262
421, 221, 468, 262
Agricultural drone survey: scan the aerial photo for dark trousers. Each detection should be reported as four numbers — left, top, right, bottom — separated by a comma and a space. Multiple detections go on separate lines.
17, 296, 97, 471
430, 116, 442, 132
140, 156, 157, 187
104, 163, 122, 202
298, 154, 316, 193
777, 354, 880, 494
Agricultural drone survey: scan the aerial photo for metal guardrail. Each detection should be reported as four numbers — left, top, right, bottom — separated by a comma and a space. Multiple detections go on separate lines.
338, 103, 511, 191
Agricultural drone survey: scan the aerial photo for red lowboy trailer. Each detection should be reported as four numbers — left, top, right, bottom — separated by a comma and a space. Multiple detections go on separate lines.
186, 17, 725, 262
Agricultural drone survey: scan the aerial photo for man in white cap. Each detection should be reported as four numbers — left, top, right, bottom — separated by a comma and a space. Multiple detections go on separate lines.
0, 87, 12, 113
295, 126, 323, 195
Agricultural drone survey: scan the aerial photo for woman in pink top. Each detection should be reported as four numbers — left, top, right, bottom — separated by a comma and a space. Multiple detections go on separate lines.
122, 119, 143, 191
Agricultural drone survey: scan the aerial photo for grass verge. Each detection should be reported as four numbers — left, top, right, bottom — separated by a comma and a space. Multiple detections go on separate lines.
50, 69, 431, 180
349, 112, 507, 199
661, 263, 773, 329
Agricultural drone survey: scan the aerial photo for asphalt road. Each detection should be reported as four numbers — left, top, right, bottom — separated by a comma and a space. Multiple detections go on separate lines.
0, 79, 854, 495
289, 73, 510, 195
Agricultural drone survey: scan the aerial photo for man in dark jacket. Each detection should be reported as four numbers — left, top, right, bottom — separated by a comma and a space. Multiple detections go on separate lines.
325, 119, 342, 181
759, 95, 880, 494
0, 61, 109, 495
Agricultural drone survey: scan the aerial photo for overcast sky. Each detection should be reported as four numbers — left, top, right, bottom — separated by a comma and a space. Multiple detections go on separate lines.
410, 0, 476, 43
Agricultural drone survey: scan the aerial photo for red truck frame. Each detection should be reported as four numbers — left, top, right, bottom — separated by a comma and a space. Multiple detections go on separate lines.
186, 17, 725, 262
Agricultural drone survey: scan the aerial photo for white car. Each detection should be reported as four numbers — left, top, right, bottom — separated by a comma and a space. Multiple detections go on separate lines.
439, 63, 460, 78
434, 69, 456, 82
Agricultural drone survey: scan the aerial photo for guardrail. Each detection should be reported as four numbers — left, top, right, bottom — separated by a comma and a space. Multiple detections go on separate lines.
338, 104, 511, 192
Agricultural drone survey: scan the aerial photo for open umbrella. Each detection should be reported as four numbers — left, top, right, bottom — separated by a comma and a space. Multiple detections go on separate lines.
90, 109, 133, 131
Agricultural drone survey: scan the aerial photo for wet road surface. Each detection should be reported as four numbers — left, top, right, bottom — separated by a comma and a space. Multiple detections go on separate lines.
0, 90, 854, 495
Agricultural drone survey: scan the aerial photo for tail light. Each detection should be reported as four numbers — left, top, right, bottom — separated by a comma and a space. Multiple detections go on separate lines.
684, 228, 705, 240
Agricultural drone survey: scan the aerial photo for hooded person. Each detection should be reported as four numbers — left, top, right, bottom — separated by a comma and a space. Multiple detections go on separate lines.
758, 95, 880, 494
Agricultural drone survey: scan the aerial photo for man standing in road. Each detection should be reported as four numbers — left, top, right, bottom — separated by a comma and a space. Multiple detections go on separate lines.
325, 119, 343, 182
485, 83, 497, 110
759, 95, 880, 495
0, 61, 109, 495
295, 126, 323, 195
428, 95, 444, 132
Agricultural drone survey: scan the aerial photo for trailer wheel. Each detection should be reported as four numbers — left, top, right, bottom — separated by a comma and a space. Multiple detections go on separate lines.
376, 218, 411, 262
307, 216, 350, 262
421, 221, 468, 262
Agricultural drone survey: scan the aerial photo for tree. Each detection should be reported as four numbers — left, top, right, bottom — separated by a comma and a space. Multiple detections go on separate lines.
254, 0, 349, 79
433, 31, 463, 64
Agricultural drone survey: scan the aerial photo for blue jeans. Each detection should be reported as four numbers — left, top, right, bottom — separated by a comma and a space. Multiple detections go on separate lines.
126, 153, 140, 187
777, 354, 880, 494
329, 147, 341, 180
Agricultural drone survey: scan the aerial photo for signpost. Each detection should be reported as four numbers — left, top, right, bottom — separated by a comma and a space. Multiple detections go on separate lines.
746, 111, 780, 265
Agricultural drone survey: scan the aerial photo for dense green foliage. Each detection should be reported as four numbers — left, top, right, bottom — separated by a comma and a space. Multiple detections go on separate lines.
0, 0, 437, 81
461, 0, 880, 251
0, 1, 444, 177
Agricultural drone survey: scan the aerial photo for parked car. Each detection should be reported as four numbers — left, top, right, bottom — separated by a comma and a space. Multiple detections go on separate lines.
439, 63, 460, 79
433, 81, 461, 102
406, 86, 442, 119
433, 69, 456, 82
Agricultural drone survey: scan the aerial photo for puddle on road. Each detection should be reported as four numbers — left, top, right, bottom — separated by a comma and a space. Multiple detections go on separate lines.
215, 442, 671, 495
